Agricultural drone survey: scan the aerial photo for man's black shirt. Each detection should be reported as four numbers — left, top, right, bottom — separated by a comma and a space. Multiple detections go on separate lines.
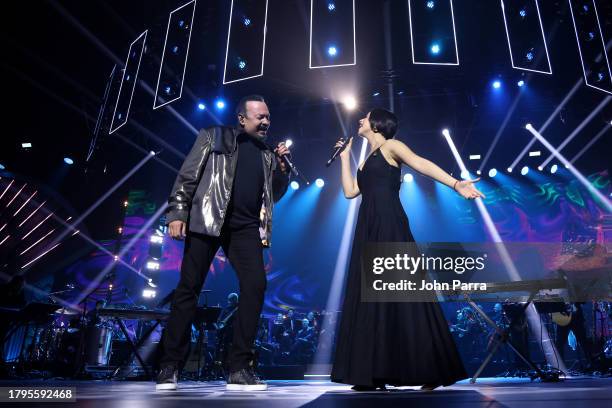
226, 133, 266, 230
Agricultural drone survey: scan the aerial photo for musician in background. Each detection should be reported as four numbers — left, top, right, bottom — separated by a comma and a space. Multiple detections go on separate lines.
554, 303, 593, 368
85, 300, 106, 328
290, 318, 316, 363
216, 293, 239, 330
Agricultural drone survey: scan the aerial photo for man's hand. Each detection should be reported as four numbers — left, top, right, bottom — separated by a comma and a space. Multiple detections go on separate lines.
274, 142, 291, 173
168, 220, 187, 240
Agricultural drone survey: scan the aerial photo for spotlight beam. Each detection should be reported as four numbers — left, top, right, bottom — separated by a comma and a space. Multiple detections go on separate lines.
539, 96, 611, 168
525, 124, 611, 212
314, 138, 368, 366
509, 78, 582, 170
443, 128, 563, 371
21, 152, 156, 273
73, 204, 168, 305
570, 123, 611, 164
479, 89, 525, 171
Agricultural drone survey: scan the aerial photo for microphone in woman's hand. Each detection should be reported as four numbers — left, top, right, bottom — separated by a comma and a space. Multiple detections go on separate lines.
326, 136, 354, 167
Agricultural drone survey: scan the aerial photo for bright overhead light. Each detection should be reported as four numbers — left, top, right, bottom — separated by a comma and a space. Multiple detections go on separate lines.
342, 96, 357, 110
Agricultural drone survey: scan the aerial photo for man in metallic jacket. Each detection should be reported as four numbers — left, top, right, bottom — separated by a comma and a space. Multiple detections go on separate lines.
156, 95, 290, 391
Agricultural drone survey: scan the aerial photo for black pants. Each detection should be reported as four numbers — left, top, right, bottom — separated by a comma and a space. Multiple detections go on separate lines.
160, 227, 266, 372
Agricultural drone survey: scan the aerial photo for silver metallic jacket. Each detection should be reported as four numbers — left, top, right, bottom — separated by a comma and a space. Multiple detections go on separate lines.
166, 126, 289, 246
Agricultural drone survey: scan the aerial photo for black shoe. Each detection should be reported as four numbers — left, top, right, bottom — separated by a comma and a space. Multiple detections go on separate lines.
226, 368, 267, 391
351, 384, 387, 391
156, 365, 178, 391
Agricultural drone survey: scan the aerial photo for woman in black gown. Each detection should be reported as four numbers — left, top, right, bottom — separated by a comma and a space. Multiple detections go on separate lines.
330, 108, 484, 391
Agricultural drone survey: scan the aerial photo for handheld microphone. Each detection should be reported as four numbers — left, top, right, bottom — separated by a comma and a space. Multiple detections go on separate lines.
326, 136, 353, 167
266, 142, 310, 184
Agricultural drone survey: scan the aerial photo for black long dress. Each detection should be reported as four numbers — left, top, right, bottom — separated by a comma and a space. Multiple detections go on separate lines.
331, 148, 467, 387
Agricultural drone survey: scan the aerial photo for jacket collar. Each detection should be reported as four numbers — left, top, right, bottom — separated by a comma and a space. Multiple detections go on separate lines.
210, 126, 271, 157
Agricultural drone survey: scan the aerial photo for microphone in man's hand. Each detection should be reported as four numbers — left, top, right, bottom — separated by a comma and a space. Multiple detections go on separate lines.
326, 136, 353, 167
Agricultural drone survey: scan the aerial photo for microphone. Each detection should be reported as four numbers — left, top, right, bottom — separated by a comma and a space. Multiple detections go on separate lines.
326, 136, 353, 167
266, 142, 310, 185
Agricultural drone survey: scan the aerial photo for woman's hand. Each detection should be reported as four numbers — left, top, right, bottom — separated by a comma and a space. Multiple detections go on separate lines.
334, 137, 353, 160
455, 178, 486, 200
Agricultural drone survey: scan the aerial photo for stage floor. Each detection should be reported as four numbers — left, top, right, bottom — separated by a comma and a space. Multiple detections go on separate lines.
0, 377, 610, 407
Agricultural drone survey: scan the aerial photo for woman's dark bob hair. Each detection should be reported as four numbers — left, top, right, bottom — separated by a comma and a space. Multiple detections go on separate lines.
368, 108, 398, 140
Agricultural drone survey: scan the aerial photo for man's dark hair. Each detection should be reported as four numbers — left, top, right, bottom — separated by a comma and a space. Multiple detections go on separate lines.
236, 94, 266, 118
369, 108, 398, 140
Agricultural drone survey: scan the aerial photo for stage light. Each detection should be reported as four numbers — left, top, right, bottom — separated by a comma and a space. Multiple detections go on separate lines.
488, 168, 497, 178
519, 9, 527, 18
529, 151, 541, 157
521, 166, 529, 176
550, 164, 558, 174
146, 261, 160, 270
238, 60, 247, 70
526, 50, 535, 62
426, 1, 435, 9
150, 235, 163, 244
507, 167, 513, 173
215, 99, 226, 110
469, 154, 481, 160
142, 289, 157, 299
596, 72, 605, 82
178, 19, 185, 28
460, 170, 470, 180
64, 157, 74, 165
242, 17, 251, 26
430, 43, 441, 55
342, 96, 357, 110
164, 85, 172, 95
285, 139, 293, 148
197, 102, 206, 110
171, 45, 179, 54
537, 165, 543, 171
328, 2, 336, 11
492, 80, 502, 89
290, 181, 300, 190
403, 173, 414, 183
315, 178, 325, 188
327, 46, 338, 57
586, 31, 596, 41
372, 92, 380, 96
22, 142, 32, 149
517, 80, 525, 87
0, 163, 4, 170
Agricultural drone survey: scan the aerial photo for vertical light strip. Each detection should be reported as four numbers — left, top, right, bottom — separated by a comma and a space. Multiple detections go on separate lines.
500, 0, 552, 74
109, 30, 148, 134
153, 0, 197, 109
568, 0, 612, 94
309, 0, 357, 69
223, 0, 269, 83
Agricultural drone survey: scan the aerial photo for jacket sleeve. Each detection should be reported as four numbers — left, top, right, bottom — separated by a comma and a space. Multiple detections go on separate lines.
166, 129, 212, 224
271, 162, 290, 203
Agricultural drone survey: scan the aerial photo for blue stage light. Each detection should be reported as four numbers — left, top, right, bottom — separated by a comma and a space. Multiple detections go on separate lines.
519, 9, 526, 17
426, 1, 435, 9
164, 85, 172, 95
521, 166, 529, 176
64, 157, 74, 165
315, 178, 325, 188
507, 167, 513, 173
171, 45, 179, 54
550, 164, 558, 174
372, 92, 380, 96
0, 163, 5, 170
403, 173, 414, 183
327, 46, 338, 57
197, 102, 206, 110
328, 2, 336, 11
526, 51, 535, 61
488, 168, 497, 178
586, 32, 596, 41
596, 72, 605, 82
517, 80, 525, 87
460, 170, 470, 180
178, 20, 185, 28
290, 181, 300, 190
492, 80, 502, 89
215, 99, 226, 110
238, 60, 247, 70
430, 43, 441, 54
243, 17, 251, 26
